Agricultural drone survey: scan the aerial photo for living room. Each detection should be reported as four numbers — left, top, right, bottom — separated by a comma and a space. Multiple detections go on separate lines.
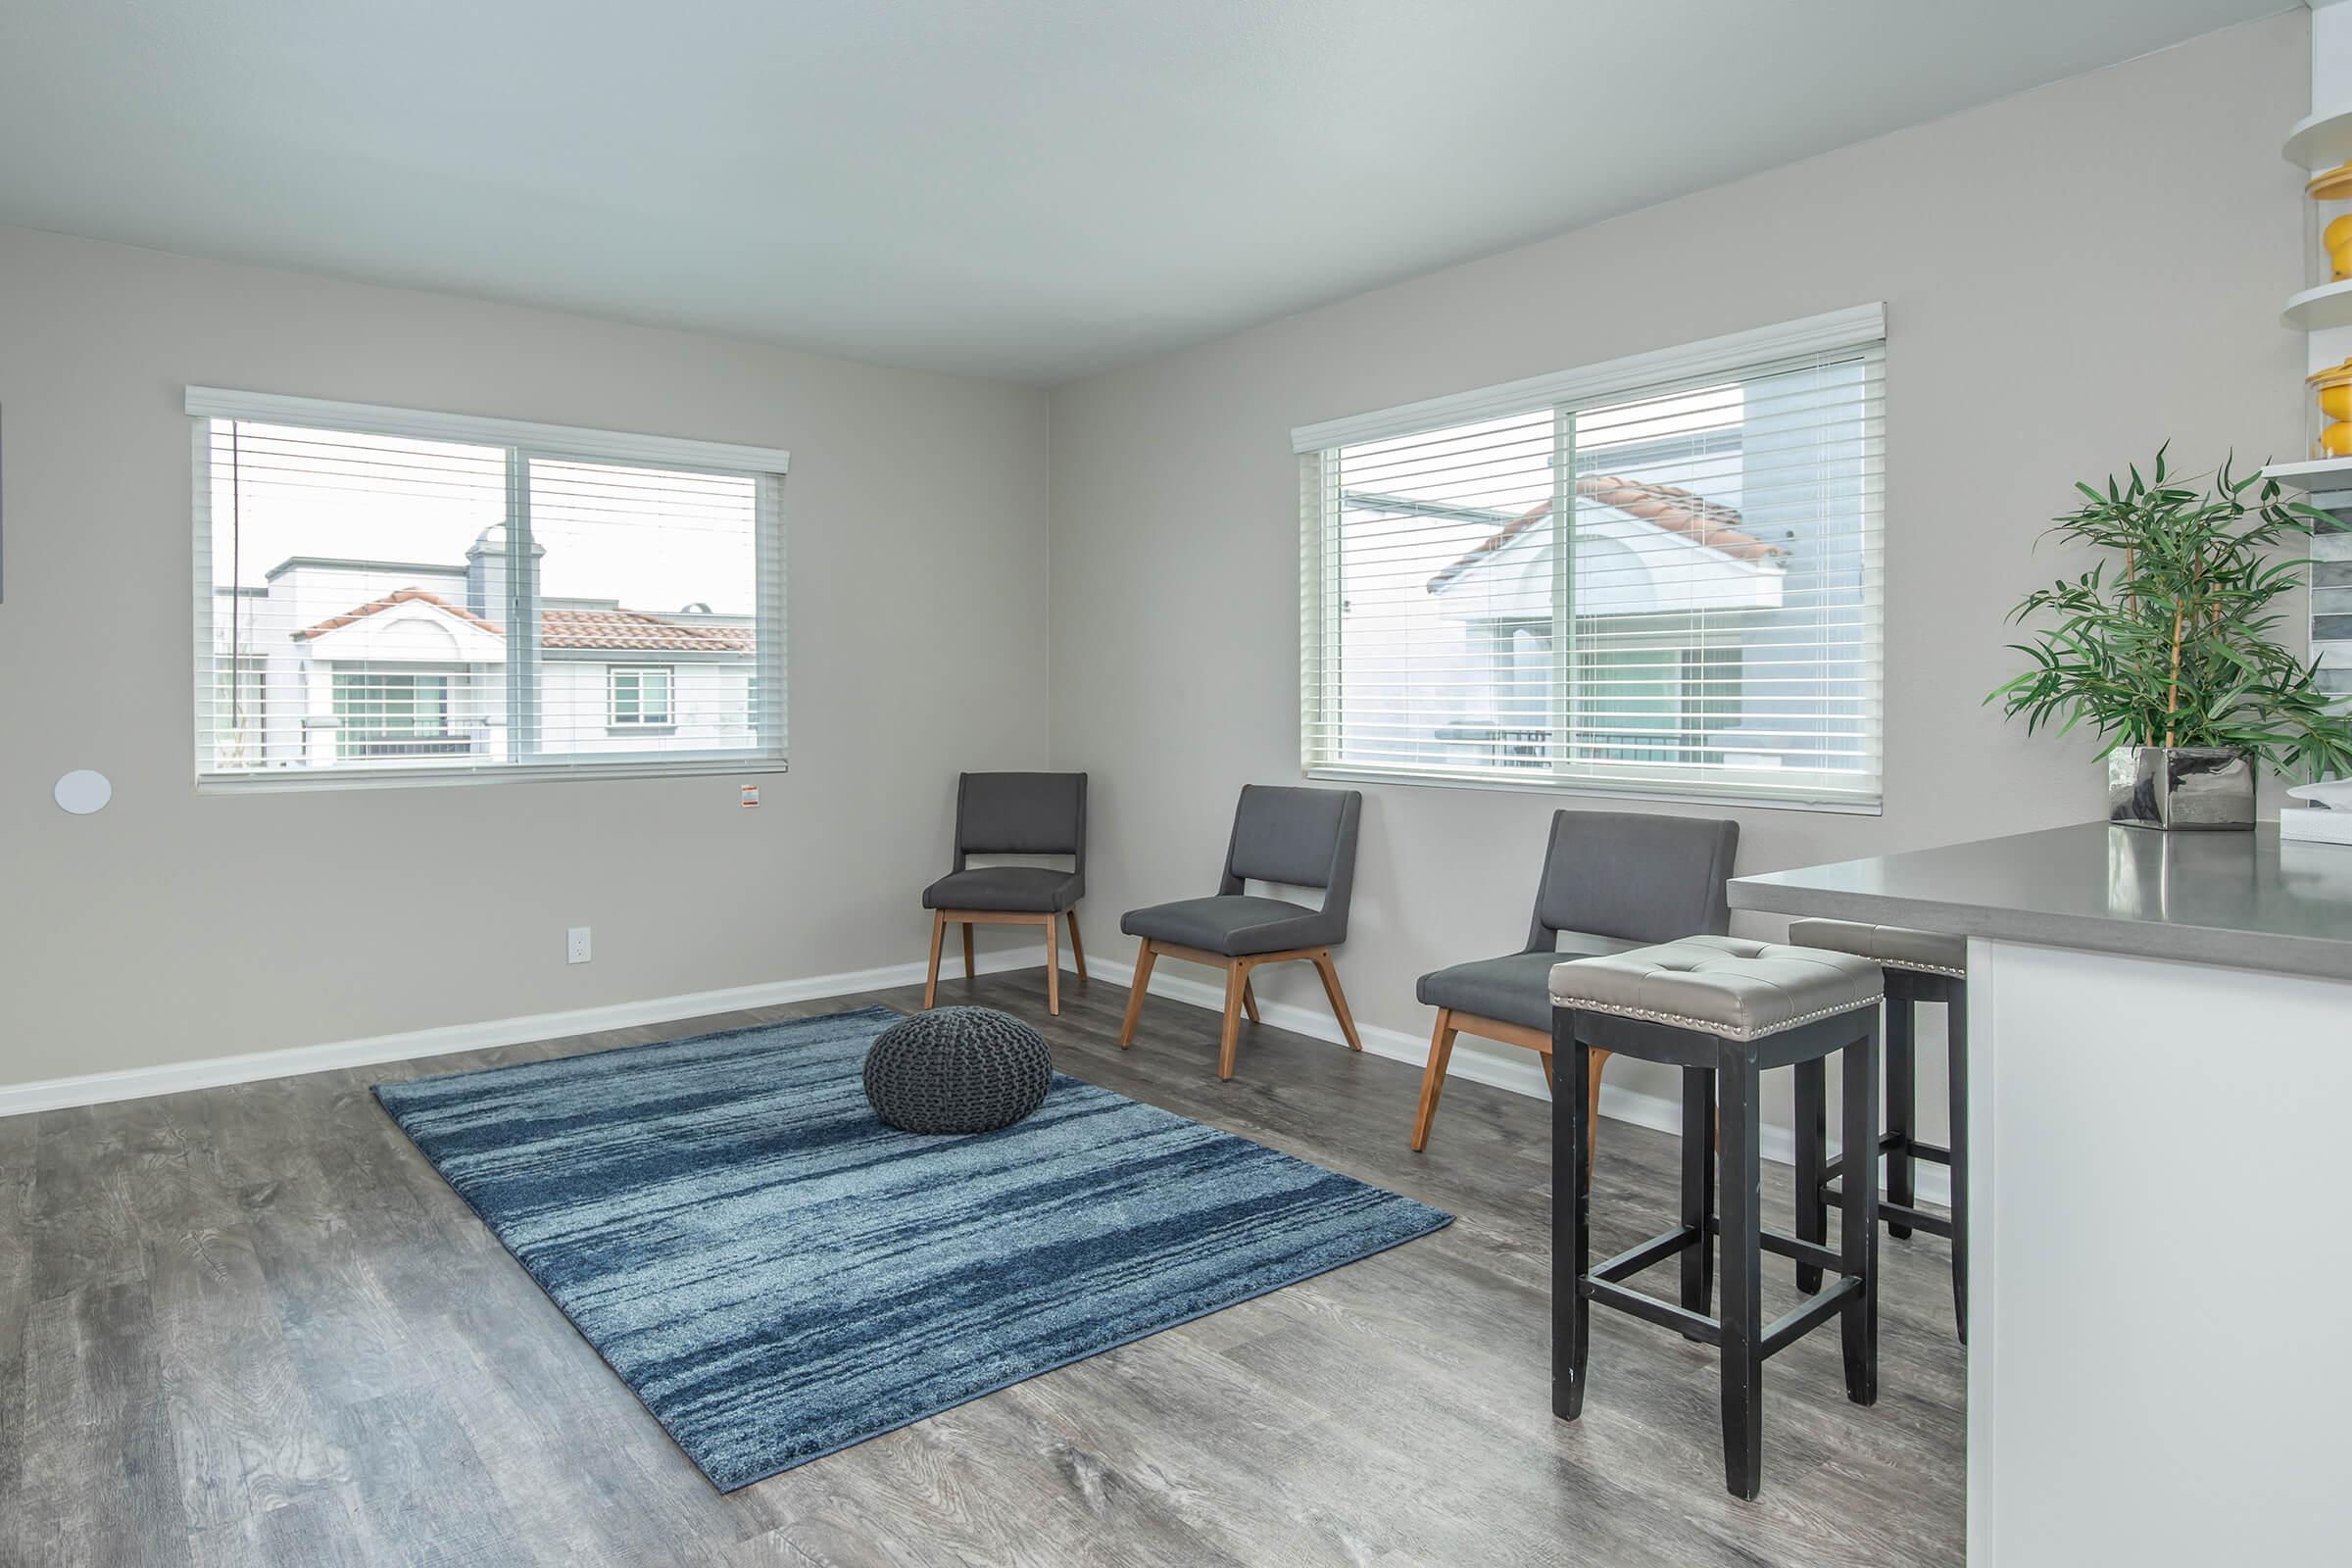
4, 5, 2348, 1565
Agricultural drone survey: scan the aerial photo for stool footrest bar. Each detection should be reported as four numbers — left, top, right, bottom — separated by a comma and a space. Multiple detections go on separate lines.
1758, 1228, 1845, 1276
1879, 1200, 1952, 1238
1592, 1225, 1704, 1285
1818, 1186, 1955, 1240
1823, 1132, 1951, 1185
1704, 1215, 1843, 1277
1760, 1277, 1861, 1360
1580, 1277, 1722, 1346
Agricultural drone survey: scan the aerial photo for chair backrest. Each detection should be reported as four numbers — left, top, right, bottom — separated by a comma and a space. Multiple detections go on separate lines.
1524, 808, 1739, 952
1218, 786, 1361, 932
954, 772, 1087, 869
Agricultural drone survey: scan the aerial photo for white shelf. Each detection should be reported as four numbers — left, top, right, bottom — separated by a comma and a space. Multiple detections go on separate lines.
2259, 455, 2352, 493
2285, 105, 2352, 170
2283, 278, 2352, 331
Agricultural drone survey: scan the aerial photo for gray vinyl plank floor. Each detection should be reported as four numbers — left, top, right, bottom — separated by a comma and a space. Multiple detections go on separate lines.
0, 968, 1966, 1566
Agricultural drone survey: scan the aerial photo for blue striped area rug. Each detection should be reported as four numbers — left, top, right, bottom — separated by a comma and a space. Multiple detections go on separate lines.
374, 1005, 1450, 1490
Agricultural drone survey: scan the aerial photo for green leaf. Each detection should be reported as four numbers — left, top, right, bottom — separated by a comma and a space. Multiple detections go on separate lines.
1989, 445, 2352, 782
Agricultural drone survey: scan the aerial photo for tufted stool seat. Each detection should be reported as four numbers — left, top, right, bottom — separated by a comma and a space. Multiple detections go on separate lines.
1787, 918, 1966, 978
1545, 934, 1882, 1040
1547, 935, 1886, 1501
1788, 918, 1970, 1343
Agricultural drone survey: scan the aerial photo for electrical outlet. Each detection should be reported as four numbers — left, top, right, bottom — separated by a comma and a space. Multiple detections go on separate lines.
567, 926, 592, 964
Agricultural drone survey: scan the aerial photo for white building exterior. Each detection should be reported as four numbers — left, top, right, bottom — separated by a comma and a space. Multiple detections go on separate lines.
209, 527, 756, 773
1334, 478, 1788, 774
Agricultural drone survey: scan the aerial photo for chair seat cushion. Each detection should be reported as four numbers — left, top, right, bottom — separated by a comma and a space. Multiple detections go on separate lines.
1548, 934, 1882, 1043
1120, 895, 1325, 957
1787, 918, 1966, 976
922, 867, 1083, 913
1416, 933, 1644, 1032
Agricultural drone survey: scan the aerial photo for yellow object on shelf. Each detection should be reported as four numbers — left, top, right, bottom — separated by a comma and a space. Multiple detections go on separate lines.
2307, 356, 2352, 458
2328, 215, 2352, 280
2309, 164, 2352, 279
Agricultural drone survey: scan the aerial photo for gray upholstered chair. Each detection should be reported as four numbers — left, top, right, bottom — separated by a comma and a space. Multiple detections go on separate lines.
1409, 808, 1739, 1156
922, 772, 1088, 1015
1118, 785, 1364, 1080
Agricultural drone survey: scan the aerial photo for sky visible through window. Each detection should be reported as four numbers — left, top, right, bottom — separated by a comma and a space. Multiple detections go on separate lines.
206, 421, 757, 617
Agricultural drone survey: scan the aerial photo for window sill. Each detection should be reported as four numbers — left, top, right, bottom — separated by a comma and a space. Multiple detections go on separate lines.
199, 755, 790, 795
1301, 764, 1882, 817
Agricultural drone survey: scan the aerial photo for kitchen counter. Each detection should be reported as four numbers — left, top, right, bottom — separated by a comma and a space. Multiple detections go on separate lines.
1728, 820, 2352, 980
1721, 819, 2352, 1567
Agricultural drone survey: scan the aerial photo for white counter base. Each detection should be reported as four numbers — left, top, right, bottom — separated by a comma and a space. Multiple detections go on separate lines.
1969, 939, 2352, 1565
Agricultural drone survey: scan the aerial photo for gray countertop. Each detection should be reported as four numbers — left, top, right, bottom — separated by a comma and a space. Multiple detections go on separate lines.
1728, 821, 2352, 982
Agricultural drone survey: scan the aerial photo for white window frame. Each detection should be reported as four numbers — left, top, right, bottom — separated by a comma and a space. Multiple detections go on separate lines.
189, 387, 789, 792
1293, 305, 1885, 814
607, 664, 676, 729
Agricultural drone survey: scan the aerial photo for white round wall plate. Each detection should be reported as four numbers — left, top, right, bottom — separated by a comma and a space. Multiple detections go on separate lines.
54, 769, 113, 814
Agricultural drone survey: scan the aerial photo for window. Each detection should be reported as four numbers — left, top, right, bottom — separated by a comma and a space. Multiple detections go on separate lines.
608, 665, 673, 728
191, 389, 787, 788
333, 669, 466, 760
1296, 306, 1885, 810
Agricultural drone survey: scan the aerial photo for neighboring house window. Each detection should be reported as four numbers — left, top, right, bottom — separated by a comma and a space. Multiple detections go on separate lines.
1295, 306, 1885, 810
333, 669, 466, 760
608, 665, 674, 727
191, 389, 788, 788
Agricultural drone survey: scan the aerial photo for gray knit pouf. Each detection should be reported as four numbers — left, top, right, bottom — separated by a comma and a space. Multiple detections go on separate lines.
862, 1006, 1054, 1135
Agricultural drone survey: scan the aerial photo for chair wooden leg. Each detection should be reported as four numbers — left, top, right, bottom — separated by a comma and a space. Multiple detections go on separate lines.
1118, 941, 1157, 1048
1043, 912, 1061, 1016
1065, 910, 1088, 981
1585, 1047, 1609, 1174
962, 922, 975, 979
1409, 1010, 1458, 1152
922, 910, 947, 1009
1541, 1053, 1556, 1090
1241, 978, 1261, 1024
1309, 950, 1363, 1051
1217, 961, 1249, 1080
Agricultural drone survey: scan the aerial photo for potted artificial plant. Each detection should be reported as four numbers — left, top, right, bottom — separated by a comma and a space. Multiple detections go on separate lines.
1990, 449, 2352, 829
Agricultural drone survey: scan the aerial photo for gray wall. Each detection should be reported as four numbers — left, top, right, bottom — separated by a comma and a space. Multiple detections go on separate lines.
0, 14, 2313, 1128
0, 224, 1052, 1086
1046, 13, 2310, 1140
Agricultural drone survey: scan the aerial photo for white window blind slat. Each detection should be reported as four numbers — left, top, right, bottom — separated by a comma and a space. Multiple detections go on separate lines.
192, 393, 788, 789
1296, 311, 1886, 810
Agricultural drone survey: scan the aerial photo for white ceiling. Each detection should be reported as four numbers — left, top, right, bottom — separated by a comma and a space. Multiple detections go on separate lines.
0, 1, 2288, 384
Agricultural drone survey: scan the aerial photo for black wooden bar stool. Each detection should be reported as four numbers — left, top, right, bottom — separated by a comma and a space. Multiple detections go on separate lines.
1788, 919, 1968, 1343
1549, 936, 1884, 1500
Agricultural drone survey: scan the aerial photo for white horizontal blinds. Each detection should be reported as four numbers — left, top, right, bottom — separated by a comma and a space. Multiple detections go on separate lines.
521, 456, 769, 768
1566, 351, 1884, 794
192, 394, 787, 785
197, 419, 511, 777
1298, 310, 1885, 807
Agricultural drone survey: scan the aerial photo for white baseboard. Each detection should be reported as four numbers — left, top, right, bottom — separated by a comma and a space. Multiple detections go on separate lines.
1089, 950, 1951, 1209
2, 944, 1951, 1208
0, 945, 1050, 1119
